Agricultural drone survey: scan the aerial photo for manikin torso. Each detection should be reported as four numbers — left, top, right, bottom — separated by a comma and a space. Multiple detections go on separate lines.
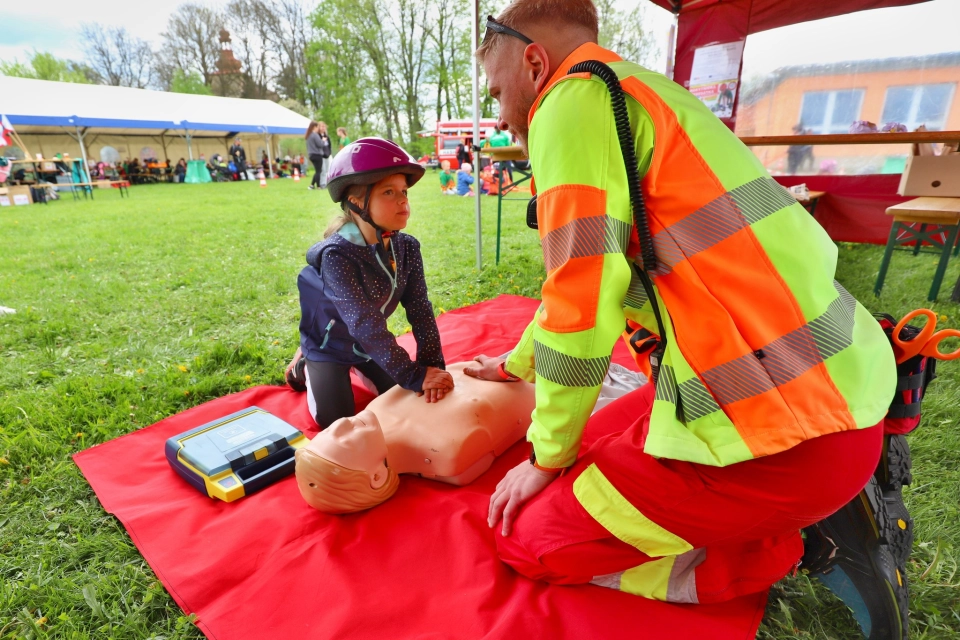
295, 363, 536, 513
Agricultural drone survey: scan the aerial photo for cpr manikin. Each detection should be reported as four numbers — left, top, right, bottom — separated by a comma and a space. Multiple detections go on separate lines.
295, 362, 536, 514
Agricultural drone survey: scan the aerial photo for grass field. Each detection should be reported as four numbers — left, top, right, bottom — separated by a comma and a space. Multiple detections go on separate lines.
1, 179, 959, 639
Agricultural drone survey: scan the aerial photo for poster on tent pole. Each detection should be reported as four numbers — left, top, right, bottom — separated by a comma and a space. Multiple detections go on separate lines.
689, 41, 745, 120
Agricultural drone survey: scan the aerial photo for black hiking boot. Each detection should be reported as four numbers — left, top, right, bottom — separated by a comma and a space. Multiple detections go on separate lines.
874, 434, 914, 575
286, 355, 307, 392
801, 476, 909, 640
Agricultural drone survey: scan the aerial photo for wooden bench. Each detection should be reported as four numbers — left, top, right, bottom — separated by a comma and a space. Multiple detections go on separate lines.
874, 197, 960, 301
45, 180, 131, 201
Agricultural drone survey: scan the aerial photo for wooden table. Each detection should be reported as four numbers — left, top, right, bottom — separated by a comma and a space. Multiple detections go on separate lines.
874, 197, 960, 301
790, 189, 826, 216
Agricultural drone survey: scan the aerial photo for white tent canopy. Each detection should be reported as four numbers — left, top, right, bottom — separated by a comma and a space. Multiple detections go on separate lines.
2, 75, 311, 171
2, 75, 310, 136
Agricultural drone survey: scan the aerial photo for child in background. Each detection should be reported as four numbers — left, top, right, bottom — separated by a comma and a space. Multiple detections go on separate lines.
479, 164, 497, 195
439, 160, 456, 194
457, 162, 475, 196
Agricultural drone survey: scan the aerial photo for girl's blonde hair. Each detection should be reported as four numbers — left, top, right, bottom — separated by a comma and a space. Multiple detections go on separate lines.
322, 183, 367, 238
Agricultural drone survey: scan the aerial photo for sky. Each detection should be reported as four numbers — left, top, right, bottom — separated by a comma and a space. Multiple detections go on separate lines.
1, 0, 958, 78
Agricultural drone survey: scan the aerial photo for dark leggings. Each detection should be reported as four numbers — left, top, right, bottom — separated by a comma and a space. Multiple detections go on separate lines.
305, 359, 397, 428
309, 155, 324, 187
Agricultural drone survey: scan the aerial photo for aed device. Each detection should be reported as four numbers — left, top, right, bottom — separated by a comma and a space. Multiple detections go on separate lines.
165, 407, 307, 502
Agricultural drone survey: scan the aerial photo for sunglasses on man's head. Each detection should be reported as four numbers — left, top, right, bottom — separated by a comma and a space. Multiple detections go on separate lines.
483, 16, 533, 45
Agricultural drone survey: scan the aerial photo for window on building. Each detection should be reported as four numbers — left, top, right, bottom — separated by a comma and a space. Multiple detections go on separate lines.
798, 89, 865, 134
880, 83, 955, 131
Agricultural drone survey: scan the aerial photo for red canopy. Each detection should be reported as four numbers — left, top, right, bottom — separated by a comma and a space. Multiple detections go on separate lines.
647, 0, 932, 128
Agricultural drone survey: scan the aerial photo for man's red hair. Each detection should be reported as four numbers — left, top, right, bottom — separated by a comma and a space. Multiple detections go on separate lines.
476, 0, 599, 62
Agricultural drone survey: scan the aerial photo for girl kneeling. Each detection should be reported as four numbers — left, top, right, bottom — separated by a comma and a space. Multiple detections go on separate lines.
286, 138, 453, 428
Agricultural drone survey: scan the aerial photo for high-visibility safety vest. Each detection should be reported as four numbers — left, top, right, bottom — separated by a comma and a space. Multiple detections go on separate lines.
504, 43, 896, 469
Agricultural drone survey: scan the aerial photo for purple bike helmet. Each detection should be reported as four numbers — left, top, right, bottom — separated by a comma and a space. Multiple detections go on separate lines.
327, 137, 425, 203
326, 137, 425, 236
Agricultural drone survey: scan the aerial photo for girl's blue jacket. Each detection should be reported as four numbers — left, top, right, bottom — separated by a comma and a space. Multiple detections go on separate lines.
297, 221, 445, 392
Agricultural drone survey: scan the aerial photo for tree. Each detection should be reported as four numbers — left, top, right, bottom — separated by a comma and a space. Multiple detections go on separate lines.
308, 0, 389, 138
596, 0, 660, 68
275, 0, 318, 105
278, 98, 311, 117
170, 70, 213, 95
0, 51, 94, 84
390, 0, 431, 142
225, 0, 281, 99
80, 24, 155, 88
160, 4, 223, 87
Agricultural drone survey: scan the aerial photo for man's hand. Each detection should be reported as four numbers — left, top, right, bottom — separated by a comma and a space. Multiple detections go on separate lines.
488, 460, 559, 537
463, 354, 508, 382
418, 366, 454, 403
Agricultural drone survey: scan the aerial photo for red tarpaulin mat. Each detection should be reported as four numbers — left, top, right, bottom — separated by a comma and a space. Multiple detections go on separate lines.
74, 295, 767, 640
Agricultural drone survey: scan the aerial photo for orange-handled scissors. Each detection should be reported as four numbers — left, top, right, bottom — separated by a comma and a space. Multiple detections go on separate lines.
892, 309, 960, 364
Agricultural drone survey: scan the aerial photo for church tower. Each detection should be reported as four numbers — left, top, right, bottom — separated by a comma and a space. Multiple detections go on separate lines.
211, 29, 244, 98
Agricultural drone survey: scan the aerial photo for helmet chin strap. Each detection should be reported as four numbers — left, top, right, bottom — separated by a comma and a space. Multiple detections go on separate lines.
346, 185, 394, 248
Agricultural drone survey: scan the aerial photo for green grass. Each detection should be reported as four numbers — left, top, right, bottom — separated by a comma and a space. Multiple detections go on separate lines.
1, 180, 959, 639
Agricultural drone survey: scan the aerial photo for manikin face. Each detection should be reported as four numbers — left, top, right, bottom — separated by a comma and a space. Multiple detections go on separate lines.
483, 41, 543, 156
351, 174, 411, 233
307, 410, 390, 488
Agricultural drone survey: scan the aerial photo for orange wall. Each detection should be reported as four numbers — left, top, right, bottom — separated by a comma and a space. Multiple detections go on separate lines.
737, 65, 960, 170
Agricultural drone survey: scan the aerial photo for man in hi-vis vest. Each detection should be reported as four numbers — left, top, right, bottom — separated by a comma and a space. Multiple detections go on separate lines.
464, 1, 907, 637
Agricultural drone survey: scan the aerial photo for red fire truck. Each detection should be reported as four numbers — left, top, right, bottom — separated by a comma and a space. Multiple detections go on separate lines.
420, 118, 499, 169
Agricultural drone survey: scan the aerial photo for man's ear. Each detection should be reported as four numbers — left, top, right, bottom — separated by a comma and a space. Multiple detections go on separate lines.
522, 43, 552, 93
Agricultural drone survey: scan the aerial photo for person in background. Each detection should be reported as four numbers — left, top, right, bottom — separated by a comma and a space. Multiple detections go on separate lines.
485, 127, 514, 180
787, 123, 814, 175
128, 158, 141, 184
337, 127, 351, 149
229, 137, 249, 180
479, 164, 497, 195
174, 158, 187, 183
456, 162, 475, 196
260, 151, 270, 172
439, 160, 457, 194
316, 122, 333, 188
456, 137, 471, 169
307, 121, 325, 190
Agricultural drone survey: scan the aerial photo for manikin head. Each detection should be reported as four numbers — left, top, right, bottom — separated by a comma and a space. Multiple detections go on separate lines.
295, 410, 399, 514
476, 0, 599, 155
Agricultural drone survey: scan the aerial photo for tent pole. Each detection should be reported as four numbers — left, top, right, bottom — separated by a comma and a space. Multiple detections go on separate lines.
471, 0, 482, 271
267, 133, 275, 178
666, 16, 677, 80
160, 131, 169, 165
76, 126, 90, 183
186, 131, 194, 161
